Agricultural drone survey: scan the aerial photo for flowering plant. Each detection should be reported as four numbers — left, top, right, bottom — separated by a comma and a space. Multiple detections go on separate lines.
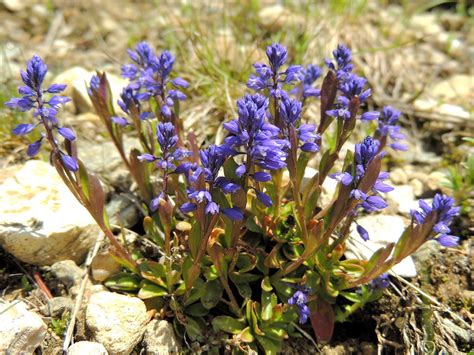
7, 43, 460, 353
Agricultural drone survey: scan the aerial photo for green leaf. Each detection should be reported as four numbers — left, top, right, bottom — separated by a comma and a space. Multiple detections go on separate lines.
230, 272, 261, 284
78, 160, 90, 199
201, 280, 223, 309
138, 281, 168, 299
261, 277, 273, 292
261, 323, 287, 340
185, 317, 205, 341
104, 272, 141, 291
212, 316, 246, 334
185, 302, 210, 317
261, 291, 277, 321
235, 282, 253, 299
255, 334, 282, 355
340, 291, 364, 303
184, 278, 206, 306
239, 327, 255, 343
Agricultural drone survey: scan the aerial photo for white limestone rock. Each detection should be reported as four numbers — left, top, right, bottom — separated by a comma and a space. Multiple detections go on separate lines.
346, 214, 417, 277
0, 301, 47, 354
0, 160, 99, 266
53, 67, 127, 114
143, 320, 180, 354
68, 341, 108, 355
86, 291, 148, 355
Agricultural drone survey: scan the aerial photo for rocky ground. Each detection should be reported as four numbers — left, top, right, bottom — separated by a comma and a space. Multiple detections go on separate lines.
0, 1, 472, 354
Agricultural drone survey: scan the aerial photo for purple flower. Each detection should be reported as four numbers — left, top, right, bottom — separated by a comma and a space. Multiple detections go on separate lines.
339, 74, 371, 103
222, 207, 244, 221
266, 43, 288, 71
330, 172, 354, 186
410, 194, 460, 247
57, 127, 76, 141
288, 288, 311, 324
121, 42, 186, 118
27, 137, 43, 157
377, 106, 407, 151
279, 96, 302, 126
7, 55, 75, 170
256, 190, 272, 207
246, 43, 303, 96
370, 273, 390, 289
360, 111, 380, 121
60, 153, 78, 172
325, 44, 353, 74
356, 224, 370, 241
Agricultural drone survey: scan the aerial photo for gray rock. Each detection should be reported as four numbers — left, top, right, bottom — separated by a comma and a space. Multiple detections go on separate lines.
143, 319, 180, 354
412, 240, 441, 265
386, 185, 419, 215
346, 214, 417, 277
68, 341, 108, 355
51, 260, 84, 287
78, 138, 141, 191
86, 291, 148, 355
0, 161, 100, 266
40, 296, 74, 317
0, 301, 47, 354
106, 194, 140, 228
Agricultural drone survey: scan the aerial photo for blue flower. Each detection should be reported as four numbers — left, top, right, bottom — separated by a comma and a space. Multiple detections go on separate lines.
121, 42, 187, 119
377, 106, 407, 151
223, 94, 289, 207
138, 122, 190, 211
330, 137, 392, 212
6, 55, 76, 170
266, 43, 288, 71
411, 194, 460, 247
180, 144, 243, 220
370, 273, 390, 289
325, 44, 353, 75
246, 43, 303, 97
279, 96, 320, 153
288, 288, 311, 324
356, 223, 370, 241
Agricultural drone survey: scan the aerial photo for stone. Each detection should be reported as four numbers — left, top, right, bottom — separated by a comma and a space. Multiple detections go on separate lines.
390, 168, 409, 185
68, 341, 108, 355
91, 253, 122, 282
78, 137, 141, 191
426, 171, 447, 192
0, 301, 47, 354
411, 13, 443, 36
3, 0, 26, 12
86, 291, 148, 355
258, 4, 304, 30
40, 296, 74, 317
53, 67, 127, 114
437, 104, 470, 119
0, 160, 100, 266
409, 178, 424, 197
412, 240, 440, 266
346, 215, 417, 277
431, 75, 473, 101
320, 177, 338, 207
143, 319, 180, 354
106, 194, 140, 228
51, 260, 84, 286
386, 185, 419, 215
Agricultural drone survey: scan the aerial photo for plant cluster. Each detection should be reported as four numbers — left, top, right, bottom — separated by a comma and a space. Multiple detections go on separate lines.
6, 42, 460, 353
